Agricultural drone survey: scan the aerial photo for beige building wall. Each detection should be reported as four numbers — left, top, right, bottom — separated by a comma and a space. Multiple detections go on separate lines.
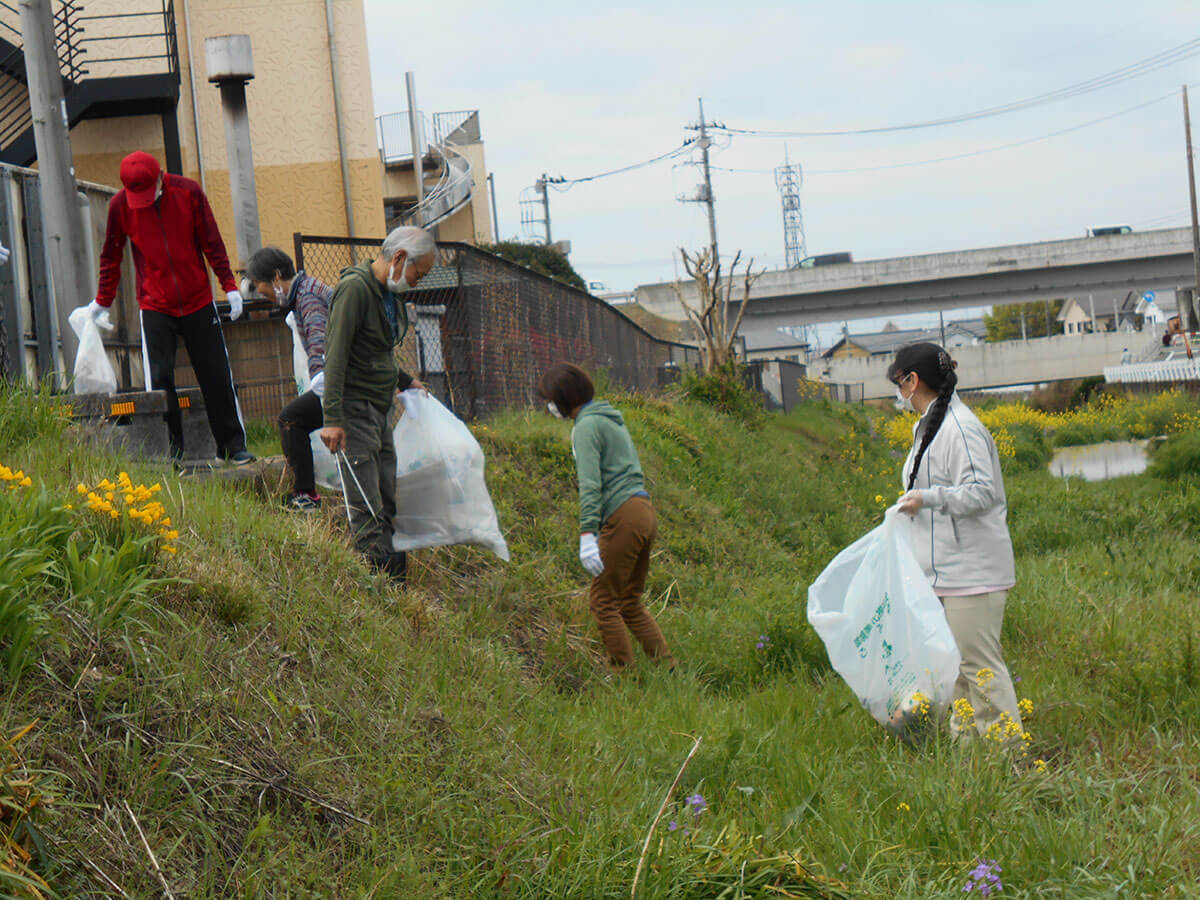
70, 0, 384, 268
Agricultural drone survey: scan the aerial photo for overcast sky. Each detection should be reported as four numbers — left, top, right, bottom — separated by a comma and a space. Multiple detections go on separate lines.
362, 2, 1199, 337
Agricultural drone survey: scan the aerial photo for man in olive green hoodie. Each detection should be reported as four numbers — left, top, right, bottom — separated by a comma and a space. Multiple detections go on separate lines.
319, 226, 434, 580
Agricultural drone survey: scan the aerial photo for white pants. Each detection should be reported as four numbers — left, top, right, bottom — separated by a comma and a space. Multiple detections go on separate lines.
942, 591, 1025, 744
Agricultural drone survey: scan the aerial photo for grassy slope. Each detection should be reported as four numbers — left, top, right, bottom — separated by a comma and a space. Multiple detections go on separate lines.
4, 389, 1200, 898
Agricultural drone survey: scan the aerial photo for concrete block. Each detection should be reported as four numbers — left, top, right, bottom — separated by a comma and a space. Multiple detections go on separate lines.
67, 389, 217, 462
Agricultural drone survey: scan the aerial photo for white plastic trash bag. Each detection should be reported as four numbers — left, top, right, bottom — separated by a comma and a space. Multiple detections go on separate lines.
285, 311, 340, 491
68, 305, 117, 395
807, 507, 960, 737
391, 391, 509, 560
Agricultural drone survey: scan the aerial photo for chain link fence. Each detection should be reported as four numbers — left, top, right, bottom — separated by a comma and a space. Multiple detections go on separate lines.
294, 235, 701, 419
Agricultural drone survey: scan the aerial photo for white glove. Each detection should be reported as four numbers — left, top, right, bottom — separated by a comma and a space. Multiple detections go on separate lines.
86, 299, 114, 331
309, 371, 325, 398
579, 533, 604, 577
0, 240, 9, 265
226, 289, 244, 321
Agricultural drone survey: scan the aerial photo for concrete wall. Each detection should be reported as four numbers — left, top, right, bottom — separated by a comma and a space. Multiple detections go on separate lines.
71, 0, 385, 268
822, 330, 1149, 399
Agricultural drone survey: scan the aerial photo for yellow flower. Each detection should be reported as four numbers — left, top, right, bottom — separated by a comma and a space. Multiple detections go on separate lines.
64, 503, 73, 510
163, 545, 177, 555
1018, 698, 1034, 716
109, 509, 119, 520
1033, 759, 1047, 773
76, 483, 88, 495
975, 668, 995, 687
18, 476, 31, 487
952, 698, 975, 727
874, 494, 884, 504
896, 802, 910, 812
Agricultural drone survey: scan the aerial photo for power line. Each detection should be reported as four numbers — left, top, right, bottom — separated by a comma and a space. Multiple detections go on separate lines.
707, 88, 1185, 177
545, 140, 696, 190
713, 37, 1200, 138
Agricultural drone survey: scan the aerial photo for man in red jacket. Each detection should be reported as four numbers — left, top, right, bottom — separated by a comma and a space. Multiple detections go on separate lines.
85, 151, 254, 465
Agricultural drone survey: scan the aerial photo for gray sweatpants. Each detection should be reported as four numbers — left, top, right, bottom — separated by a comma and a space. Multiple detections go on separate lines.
942, 590, 1025, 745
339, 399, 396, 563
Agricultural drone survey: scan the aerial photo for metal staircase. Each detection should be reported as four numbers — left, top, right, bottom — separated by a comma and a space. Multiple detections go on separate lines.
378, 109, 478, 231
0, 0, 181, 169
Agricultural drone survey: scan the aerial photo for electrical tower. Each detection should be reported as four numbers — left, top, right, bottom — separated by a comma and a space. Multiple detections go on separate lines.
774, 149, 806, 268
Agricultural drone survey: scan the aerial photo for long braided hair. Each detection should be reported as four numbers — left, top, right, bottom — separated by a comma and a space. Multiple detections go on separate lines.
887, 342, 958, 491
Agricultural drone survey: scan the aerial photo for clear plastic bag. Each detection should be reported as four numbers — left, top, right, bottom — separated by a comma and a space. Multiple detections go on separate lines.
285, 311, 340, 491
68, 306, 117, 395
807, 507, 960, 738
390, 391, 509, 560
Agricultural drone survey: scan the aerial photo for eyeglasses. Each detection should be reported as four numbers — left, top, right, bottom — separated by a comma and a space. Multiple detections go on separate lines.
892, 372, 913, 388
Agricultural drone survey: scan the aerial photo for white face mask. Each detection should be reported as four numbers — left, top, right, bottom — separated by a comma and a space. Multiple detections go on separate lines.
387, 259, 410, 294
154, 174, 163, 202
894, 375, 914, 412
547, 401, 564, 419
273, 283, 286, 304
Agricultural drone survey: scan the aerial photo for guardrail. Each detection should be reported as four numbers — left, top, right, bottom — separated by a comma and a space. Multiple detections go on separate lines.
1104, 358, 1200, 384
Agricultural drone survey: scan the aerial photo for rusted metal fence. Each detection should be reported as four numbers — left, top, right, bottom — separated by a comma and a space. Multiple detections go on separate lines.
294, 235, 701, 419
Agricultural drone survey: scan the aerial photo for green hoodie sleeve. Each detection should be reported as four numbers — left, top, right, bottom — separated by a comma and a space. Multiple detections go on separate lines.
572, 418, 604, 533
320, 279, 366, 429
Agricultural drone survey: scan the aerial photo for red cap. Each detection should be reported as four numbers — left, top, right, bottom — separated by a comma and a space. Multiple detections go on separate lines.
119, 151, 162, 208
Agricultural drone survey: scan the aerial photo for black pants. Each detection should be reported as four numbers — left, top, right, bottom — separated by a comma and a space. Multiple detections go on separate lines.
278, 390, 323, 493
141, 304, 247, 460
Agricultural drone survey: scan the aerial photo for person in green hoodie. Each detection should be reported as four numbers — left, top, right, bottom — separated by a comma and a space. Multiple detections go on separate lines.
319, 226, 433, 581
538, 363, 676, 670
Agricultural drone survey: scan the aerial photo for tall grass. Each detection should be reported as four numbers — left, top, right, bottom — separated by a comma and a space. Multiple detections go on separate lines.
1, 383, 1199, 896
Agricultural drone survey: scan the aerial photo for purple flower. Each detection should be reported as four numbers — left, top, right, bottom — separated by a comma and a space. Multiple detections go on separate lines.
667, 820, 678, 831
1012, 674, 1022, 683
756, 634, 770, 650
963, 858, 1003, 896
685, 792, 707, 815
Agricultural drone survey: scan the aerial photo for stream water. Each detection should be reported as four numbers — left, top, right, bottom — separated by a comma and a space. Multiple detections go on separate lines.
1048, 440, 1151, 481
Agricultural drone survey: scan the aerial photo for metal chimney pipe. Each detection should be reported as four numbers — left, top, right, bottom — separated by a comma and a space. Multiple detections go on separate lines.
205, 35, 261, 267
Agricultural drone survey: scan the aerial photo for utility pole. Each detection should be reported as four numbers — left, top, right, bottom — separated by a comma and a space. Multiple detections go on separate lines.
487, 172, 499, 241
20, 0, 91, 380
1184, 84, 1200, 334
539, 173, 552, 244
683, 97, 720, 261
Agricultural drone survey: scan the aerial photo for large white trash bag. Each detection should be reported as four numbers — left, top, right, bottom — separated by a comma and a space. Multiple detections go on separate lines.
285, 311, 340, 491
391, 391, 509, 560
807, 507, 960, 737
68, 305, 117, 394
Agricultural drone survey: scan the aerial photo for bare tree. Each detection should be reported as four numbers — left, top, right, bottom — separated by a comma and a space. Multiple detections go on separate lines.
673, 247, 763, 373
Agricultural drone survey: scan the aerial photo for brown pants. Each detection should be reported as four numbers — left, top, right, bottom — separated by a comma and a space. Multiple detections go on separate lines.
590, 496, 674, 668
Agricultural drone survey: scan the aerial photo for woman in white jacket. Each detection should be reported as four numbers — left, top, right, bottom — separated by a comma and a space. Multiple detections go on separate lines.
890, 343, 1025, 745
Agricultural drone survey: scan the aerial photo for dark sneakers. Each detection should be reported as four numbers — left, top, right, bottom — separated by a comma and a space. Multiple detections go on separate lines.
214, 449, 256, 466
285, 491, 321, 512
369, 550, 407, 585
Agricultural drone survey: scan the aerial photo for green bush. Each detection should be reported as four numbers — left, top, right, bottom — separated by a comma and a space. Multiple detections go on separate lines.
1148, 430, 1200, 479
676, 364, 764, 423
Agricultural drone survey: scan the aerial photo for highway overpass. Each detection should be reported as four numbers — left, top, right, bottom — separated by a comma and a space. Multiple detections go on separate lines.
634, 227, 1195, 328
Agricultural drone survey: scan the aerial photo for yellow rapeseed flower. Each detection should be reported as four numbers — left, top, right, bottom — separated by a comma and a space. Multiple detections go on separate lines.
975, 668, 995, 687
19, 476, 31, 487
896, 802, 910, 812
76, 483, 87, 495
1034, 759, 1047, 773
1018, 698, 1034, 716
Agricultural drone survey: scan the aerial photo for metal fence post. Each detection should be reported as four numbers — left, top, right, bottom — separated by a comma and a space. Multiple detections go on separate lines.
0, 170, 22, 380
